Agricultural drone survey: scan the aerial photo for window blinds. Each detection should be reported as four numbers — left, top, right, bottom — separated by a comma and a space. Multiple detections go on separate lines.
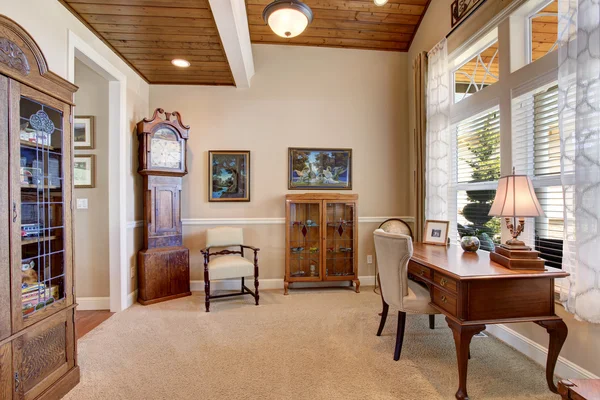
452, 107, 502, 248
512, 83, 567, 269
456, 108, 501, 184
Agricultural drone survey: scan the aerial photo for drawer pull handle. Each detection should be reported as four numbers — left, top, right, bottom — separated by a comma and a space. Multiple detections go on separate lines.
441, 295, 448, 304
440, 278, 447, 287
419, 269, 425, 276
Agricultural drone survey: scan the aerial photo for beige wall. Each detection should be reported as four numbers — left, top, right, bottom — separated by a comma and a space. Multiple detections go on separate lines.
0, 0, 149, 297
150, 44, 411, 280
73, 60, 110, 298
407, 0, 600, 378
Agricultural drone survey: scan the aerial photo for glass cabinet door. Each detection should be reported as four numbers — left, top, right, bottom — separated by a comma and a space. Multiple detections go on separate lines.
288, 201, 322, 280
11, 84, 71, 328
325, 202, 356, 279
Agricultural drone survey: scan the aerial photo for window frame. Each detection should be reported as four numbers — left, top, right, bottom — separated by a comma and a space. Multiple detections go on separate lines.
447, 0, 562, 247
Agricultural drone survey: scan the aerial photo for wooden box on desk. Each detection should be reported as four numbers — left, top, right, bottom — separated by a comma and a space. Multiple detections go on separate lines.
490, 246, 545, 271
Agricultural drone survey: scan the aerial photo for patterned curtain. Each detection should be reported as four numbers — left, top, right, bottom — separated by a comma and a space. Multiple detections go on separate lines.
558, 0, 600, 323
425, 39, 451, 221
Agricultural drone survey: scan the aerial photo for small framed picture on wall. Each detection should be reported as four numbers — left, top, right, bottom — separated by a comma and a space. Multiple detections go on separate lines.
74, 116, 95, 149
423, 220, 449, 245
74, 154, 95, 188
209, 150, 250, 202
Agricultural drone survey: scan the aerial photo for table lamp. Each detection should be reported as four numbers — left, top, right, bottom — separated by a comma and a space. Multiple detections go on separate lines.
488, 169, 546, 270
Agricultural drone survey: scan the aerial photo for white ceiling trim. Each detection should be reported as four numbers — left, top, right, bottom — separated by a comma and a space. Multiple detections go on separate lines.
209, 0, 255, 89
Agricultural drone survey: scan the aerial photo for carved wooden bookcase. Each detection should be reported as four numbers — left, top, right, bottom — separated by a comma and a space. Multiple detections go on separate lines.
136, 109, 191, 305
0, 15, 79, 400
284, 194, 359, 295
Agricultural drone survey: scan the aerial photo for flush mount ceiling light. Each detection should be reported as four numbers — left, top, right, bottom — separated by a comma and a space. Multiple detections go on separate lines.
374, 0, 388, 5
263, 0, 313, 38
171, 59, 191, 68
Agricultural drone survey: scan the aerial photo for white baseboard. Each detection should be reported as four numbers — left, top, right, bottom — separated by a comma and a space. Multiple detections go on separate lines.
191, 275, 375, 292
77, 297, 110, 311
486, 324, 599, 380
126, 290, 138, 308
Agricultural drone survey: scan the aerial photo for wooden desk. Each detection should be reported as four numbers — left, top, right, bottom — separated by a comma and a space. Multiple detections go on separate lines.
409, 243, 569, 400
558, 378, 600, 399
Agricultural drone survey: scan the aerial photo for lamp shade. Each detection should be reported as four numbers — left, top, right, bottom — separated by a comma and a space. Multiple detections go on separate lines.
488, 174, 545, 217
263, 0, 313, 38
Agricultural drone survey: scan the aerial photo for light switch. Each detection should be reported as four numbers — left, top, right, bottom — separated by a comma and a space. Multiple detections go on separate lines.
367, 255, 373, 264
76, 198, 88, 209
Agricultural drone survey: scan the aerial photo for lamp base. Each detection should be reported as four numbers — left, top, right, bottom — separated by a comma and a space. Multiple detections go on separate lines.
491, 246, 545, 271
499, 237, 531, 251
499, 243, 532, 251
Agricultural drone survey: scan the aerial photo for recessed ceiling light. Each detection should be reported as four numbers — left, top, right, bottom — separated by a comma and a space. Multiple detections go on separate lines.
374, 0, 388, 6
171, 59, 191, 68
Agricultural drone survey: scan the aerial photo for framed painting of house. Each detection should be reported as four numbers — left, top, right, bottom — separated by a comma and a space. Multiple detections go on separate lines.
209, 150, 250, 202
288, 148, 352, 190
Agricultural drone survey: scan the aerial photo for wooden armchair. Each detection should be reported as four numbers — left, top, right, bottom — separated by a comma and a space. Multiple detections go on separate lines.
200, 227, 260, 312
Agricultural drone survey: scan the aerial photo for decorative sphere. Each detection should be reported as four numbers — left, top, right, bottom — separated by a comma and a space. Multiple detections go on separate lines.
460, 236, 480, 252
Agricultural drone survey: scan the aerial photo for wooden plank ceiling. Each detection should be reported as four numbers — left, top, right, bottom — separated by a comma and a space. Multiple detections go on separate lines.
247, 0, 431, 52
59, 0, 235, 85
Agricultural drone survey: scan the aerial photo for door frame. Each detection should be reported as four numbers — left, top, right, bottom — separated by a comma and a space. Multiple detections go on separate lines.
67, 30, 128, 312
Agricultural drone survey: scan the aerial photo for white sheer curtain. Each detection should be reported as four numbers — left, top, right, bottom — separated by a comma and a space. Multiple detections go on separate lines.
425, 39, 451, 221
558, 0, 600, 323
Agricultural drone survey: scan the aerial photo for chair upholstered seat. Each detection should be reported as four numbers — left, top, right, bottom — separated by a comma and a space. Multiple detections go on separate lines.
201, 227, 260, 312
404, 280, 438, 314
208, 255, 254, 281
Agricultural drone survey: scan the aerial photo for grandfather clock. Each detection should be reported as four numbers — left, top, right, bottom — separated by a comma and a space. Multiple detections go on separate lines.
137, 108, 191, 305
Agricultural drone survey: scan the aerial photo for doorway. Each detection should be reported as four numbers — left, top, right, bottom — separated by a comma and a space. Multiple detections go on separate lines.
68, 30, 129, 312
73, 59, 110, 310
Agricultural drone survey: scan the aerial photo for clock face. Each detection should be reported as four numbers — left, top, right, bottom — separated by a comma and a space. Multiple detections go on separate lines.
150, 127, 182, 169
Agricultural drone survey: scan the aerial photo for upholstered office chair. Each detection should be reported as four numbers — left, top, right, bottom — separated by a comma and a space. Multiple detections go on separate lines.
200, 227, 260, 312
373, 229, 440, 360
374, 219, 413, 295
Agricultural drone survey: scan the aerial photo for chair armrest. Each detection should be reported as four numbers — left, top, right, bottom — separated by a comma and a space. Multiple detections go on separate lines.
200, 247, 211, 256
241, 245, 260, 252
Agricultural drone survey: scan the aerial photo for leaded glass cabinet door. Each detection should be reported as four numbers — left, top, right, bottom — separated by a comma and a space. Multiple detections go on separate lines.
324, 201, 357, 281
10, 82, 73, 332
286, 200, 323, 281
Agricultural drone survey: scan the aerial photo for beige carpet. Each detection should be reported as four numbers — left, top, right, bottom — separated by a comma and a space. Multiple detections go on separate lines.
66, 289, 558, 400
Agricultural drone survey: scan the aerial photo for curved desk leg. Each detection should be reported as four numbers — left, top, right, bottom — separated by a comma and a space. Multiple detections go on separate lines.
446, 317, 486, 400
535, 319, 568, 393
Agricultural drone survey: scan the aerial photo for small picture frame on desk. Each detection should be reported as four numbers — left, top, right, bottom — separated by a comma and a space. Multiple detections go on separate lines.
423, 220, 449, 245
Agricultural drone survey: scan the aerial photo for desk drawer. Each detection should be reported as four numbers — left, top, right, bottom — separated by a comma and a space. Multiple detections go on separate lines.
433, 287, 457, 316
408, 261, 431, 280
433, 272, 457, 293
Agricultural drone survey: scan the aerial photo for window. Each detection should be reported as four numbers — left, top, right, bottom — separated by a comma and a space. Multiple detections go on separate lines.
445, 0, 564, 266
513, 82, 565, 268
453, 40, 499, 103
452, 108, 502, 250
529, 0, 559, 63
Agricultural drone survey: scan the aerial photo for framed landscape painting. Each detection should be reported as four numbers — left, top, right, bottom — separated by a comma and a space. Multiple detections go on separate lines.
209, 150, 250, 202
73, 116, 95, 149
288, 148, 352, 190
74, 154, 95, 188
